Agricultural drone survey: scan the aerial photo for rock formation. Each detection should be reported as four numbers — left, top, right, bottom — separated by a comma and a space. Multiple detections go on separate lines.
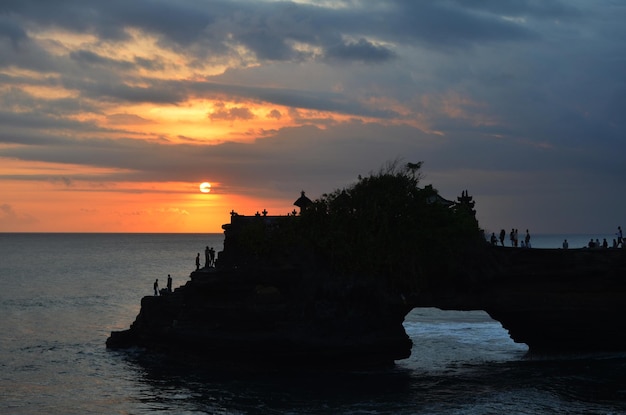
478, 247, 626, 353
107, 215, 626, 367
106, 265, 413, 368
107, 168, 626, 365
107, 210, 414, 368
409, 245, 626, 352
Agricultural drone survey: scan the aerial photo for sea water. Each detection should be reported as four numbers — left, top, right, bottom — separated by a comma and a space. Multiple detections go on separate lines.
1, 233, 626, 414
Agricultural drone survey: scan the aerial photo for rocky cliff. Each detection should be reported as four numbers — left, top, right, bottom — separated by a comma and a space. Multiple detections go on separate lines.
107, 238, 626, 367
412, 246, 626, 353
106, 177, 626, 365
106, 264, 413, 368
481, 247, 626, 353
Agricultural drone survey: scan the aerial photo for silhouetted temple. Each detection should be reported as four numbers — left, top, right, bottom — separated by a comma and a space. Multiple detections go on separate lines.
456, 190, 476, 216
293, 190, 312, 212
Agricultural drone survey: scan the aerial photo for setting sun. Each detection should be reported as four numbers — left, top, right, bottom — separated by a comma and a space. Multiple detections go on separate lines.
199, 182, 212, 193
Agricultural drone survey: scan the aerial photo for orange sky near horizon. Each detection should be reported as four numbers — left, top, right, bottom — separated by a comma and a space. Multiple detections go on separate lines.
0, 83, 341, 234
3, 1, 626, 235
0, 177, 301, 233
0, 84, 335, 233
0, 31, 398, 233
0, 15, 467, 235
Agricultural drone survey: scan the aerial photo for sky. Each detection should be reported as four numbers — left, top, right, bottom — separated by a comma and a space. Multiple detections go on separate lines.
1, 0, 625, 234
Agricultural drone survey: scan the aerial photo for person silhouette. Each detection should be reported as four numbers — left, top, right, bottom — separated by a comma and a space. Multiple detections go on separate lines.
153, 279, 159, 296
209, 247, 215, 266
167, 274, 172, 293
195, 253, 200, 270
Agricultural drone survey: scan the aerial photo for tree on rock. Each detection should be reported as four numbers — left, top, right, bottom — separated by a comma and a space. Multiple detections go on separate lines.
299, 161, 484, 292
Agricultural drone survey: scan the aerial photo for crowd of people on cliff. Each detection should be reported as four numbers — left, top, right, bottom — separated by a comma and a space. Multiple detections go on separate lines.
152, 246, 218, 296
488, 226, 624, 250
489, 228, 533, 248
585, 226, 623, 249
196, 246, 216, 270
193, 246, 216, 270
153, 274, 173, 296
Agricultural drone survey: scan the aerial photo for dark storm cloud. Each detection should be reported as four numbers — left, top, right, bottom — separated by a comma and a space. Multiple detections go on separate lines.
1, 0, 202, 43
0, 14, 27, 46
0, 0, 578, 120
181, 79, 401, 119
0, 110, 99, 136
1, 0, 554, 63
65, 78, 186, 104
368, 1, 539, 48
448, 0, 582, 19
324, 39, 395, 63
0, 85, 102, 117
69, 50, 135, 71
133, 56, 166, 71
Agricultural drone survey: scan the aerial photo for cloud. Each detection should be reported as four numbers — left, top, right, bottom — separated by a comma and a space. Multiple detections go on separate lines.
267, 109, 281, 120
106, 113, 155, 125
0, 0, 551, 66
324, 38, 395, 63
209, 103, 255, 121
49, 177, 74, 187
0, 0, 625, 233
0, 14, 28, 47
0, 203, 38, 226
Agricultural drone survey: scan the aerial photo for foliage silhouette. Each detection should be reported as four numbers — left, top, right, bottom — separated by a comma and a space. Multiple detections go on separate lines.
223, 161, 484, 294
298, 161, 484, 291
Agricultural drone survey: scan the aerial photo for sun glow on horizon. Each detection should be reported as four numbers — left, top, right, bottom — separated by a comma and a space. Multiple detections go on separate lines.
199, 182, 212, 193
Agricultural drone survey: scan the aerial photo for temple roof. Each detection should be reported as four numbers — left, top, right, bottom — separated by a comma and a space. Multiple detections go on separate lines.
293, 191, 313, 210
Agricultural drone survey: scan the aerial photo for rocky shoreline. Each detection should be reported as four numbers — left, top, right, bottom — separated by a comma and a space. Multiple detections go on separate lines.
107, 265, 413, 368
410, 246, 626, 352
107, 241, 626, 368
482, 247, 626, 353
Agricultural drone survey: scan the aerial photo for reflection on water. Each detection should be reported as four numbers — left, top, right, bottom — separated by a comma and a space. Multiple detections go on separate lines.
114, 348, 626, 415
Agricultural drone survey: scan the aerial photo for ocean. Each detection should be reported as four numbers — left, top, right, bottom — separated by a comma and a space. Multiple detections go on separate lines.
1, 233, 626, 415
